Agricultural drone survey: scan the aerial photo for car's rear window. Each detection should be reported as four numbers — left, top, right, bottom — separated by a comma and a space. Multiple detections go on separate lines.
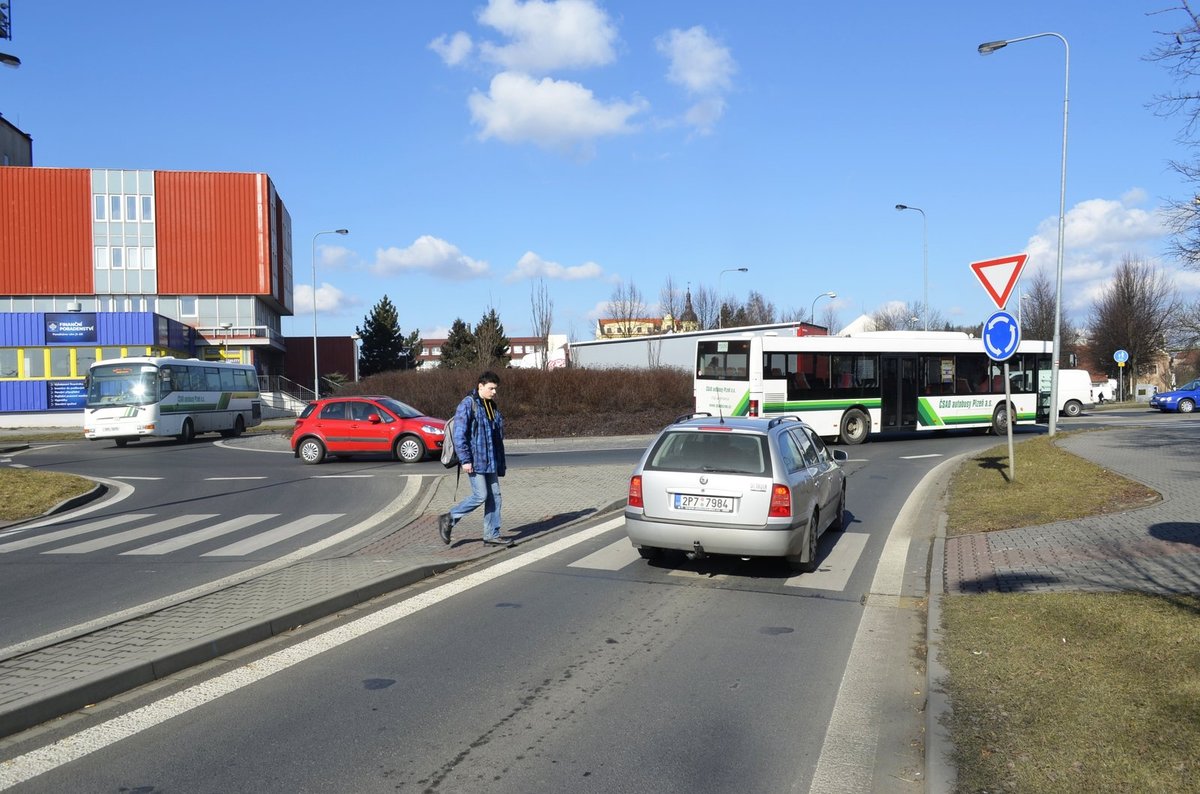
645, 430, 770, 475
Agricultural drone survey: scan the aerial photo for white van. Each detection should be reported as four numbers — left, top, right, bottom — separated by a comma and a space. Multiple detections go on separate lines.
1049, 369, 1095, 417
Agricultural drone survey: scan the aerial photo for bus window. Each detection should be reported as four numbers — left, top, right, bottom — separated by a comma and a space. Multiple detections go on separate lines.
203, 367, 221, 391
696, 340, 751, 380
220, 368, 237, 391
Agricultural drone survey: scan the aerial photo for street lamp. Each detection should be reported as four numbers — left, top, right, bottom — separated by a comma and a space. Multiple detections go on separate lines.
312, 228, 349, 398
979, 32, 1069, 437
219, 322, 232, 358
894, 204, 928, 331
351, 333, 362, 382
0, 52, 19, 69
718, 267, 749, 329
810, 291, 836, 325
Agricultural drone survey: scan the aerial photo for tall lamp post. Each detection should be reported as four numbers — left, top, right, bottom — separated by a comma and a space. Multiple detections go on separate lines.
351, 333, 362, 382
312, 228, 349, 398
810, 291, 836, 325
894, 204, 928, 331
717, 267, 748, 329
978, 32, 1069, 437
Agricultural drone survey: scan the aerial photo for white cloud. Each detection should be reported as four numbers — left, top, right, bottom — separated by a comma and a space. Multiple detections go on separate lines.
371, 235, 490, 280
656, 26, 735, 133
421, 325, 452, 340
295, 282, 355, 316
468, 71, 646, 152
477, 0, 617, 73
429, 31, 473, 66
1023, 192, 1172, 313
316, 244, 356, 270
505, 250, 605, 282
584, 299, 611, 320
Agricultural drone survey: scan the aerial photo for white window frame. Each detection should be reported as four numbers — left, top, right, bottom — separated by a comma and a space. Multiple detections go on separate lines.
93, 195, 106, 221
109, 195, 122, 222
143, 247, 156, 270
111, 247, 124, 270
126, 247, 141, 270
141, 195, 154, 222
94, 246, 109, 270
125, 195, 138, 222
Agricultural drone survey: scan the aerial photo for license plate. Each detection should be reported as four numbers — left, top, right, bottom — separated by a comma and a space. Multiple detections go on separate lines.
674, 494, 734, 512
102, 426, 119, 433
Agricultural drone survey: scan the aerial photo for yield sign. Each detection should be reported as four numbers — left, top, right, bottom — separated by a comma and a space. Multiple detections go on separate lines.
970, 253, 1028, 310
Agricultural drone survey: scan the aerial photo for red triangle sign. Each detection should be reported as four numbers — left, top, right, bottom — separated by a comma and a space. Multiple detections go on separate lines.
970, 254, 1028, 310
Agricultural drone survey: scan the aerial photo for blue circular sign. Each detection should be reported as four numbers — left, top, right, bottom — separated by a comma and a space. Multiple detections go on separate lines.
1113, 349, 1129, 363
982, 310, 1021, 362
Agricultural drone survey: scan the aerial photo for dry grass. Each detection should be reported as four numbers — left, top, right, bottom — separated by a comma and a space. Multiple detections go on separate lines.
0, 467, 94, 521
942, 592, 1200, 793
944, 433, 1158, 536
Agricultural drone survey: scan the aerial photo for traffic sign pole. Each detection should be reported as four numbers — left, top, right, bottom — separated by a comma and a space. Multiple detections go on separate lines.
1005, 361, 1015, 483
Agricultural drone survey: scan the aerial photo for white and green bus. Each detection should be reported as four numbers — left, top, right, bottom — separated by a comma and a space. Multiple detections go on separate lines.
695, 331, 1053, 444
83, 356, 262, 446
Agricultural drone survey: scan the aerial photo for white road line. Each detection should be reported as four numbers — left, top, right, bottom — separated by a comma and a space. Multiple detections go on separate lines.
112, 476, 163, 481
312, 474, 375, 479
784, 532, 868, 591
45, 515, 218, 555
668, 568, 729, 581
200, 514, 344, 556
121, 515, 279, 555
567, 538, 641, 570
204, 476, 267, 481
0, 516, 625, 790
899, 453, 942, 460
0, 514, 153, 553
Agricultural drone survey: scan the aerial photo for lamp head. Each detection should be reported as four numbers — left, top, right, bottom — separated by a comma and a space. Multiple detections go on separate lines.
0, 52, 20, 69
895, 204, 907, 211
737, 267, 748, 272
827, 291, 837, 299
335, 229, 349, 235
978, 40, 1008, 55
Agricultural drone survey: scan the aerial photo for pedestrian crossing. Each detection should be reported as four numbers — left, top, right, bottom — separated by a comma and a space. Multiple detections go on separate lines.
567, 533, 872, 591
0, 512, 346, 558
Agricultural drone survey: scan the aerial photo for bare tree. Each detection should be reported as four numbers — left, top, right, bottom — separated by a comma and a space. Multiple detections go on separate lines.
692, 284, 720, 330
529, 279, 554, 370
743, 290, 777, 326
659, 276, 684, 332
606, 278, 647, 336
819, 303, 840, 334
1017, 269, 1079, 349
1088, 256, 1183, 384
871, 301, 941, 331
1147, 2, 1200, 267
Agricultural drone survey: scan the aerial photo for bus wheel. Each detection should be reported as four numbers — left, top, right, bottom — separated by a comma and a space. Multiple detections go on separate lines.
839, 409, 870, 445
991, 403, 1010, 435
220, 416, 246, 438
394, 435, 424, 463
177, 419, 195, 444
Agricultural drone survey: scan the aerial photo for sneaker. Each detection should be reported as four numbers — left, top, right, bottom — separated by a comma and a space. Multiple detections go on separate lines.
438, 513, 452, 545
483, 537, 515, 548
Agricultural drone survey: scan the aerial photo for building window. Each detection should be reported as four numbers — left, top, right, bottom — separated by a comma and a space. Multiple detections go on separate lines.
77, 348, 98, 376
143, 247, 156, 270
110, 195, 122, 222
95, 246, 109, 270
127, 247, 141, 270
180, 297, 198, 317
141, 195, 154, 222
94, 195, 106, 221
111, 247, 124, 269
126, 195, 138, 221
24, 349, 46, 378
0, 349, 17, 378
50, 348, 72, 377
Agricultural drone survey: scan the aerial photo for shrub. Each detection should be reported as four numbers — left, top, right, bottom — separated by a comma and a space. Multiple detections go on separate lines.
334, 367, 693, 438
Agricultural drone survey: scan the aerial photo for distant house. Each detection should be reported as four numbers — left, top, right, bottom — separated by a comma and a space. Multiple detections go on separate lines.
415, 336, 553, 369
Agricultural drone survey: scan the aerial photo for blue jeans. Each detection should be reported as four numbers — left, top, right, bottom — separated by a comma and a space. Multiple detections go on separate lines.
450, 471, 503, 539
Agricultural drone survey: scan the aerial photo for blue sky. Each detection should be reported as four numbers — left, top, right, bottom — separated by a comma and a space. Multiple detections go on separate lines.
3, 1, 1197, 341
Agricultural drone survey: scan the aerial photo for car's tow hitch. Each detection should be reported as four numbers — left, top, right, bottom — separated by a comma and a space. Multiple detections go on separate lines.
686, 541, 707, 561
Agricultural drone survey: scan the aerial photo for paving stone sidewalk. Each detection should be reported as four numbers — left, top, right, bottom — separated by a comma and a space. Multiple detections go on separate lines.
943, 423, 1200, 595
0, 433, 639, 739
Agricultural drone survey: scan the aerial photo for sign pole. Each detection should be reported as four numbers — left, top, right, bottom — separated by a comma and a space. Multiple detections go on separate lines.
1004, 361, 1014, 483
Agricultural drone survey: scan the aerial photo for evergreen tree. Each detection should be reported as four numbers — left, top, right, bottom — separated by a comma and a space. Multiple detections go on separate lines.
473, 308, 511, 370
356, 295, 417, 376
440, 318, 476, 369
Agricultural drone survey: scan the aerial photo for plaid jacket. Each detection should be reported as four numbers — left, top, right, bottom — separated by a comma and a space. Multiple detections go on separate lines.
451, 390, 506, 476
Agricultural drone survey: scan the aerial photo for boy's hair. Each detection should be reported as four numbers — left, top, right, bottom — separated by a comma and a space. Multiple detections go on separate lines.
478, 370, 501, 387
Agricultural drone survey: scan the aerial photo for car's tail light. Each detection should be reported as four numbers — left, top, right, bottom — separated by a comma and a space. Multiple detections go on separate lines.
628, 475, 643, 508
768, 484, 791, 517
749, 399, 759, 417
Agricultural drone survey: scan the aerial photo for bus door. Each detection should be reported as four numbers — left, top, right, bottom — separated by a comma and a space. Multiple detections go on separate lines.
881, 354, 919, 430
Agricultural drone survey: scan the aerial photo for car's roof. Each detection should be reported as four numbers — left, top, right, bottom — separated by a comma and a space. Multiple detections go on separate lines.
666, 415, 812, 434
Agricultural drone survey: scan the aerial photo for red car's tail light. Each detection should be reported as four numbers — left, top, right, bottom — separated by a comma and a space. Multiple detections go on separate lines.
768, 484, 791, 517
628, 475, 643, 508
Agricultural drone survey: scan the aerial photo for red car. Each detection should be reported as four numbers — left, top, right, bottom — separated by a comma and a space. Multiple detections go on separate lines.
291, 395, 446, 464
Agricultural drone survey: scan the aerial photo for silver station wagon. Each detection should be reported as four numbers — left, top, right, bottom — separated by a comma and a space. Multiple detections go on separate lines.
624, 414, 848, 573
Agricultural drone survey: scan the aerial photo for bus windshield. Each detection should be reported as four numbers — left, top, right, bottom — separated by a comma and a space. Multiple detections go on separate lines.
697, 340, 752, 380
86, 363, 160, 407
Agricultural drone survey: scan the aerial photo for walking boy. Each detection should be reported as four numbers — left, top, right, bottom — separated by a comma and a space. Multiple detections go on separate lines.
438, 371, 510, 547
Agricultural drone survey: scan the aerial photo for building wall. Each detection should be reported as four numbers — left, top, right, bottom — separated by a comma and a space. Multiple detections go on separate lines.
0, 115, 33, 166
0, 168, 92, 293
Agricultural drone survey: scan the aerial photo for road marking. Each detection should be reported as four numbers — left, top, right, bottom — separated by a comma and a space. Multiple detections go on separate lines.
121, 515, 279, 555
200, 514, 344, 556
312, 474, 375, 479
113, 476, 163, 481
568, 538, 641, 570
784, 531, 868, 590
0, 516, 624, 790
899, 453, 942, 460
0, 514, 153, 553
204, 476, 267, 481
44, 515, 218, 555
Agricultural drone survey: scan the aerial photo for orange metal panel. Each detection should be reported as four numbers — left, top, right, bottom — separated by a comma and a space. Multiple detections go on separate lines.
0, 168, 92, 294
156, 171, 274, 296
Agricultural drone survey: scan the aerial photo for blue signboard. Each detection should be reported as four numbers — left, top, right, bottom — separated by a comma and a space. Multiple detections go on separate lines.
1113, 349, 1129, 363
44, 313, 98, 344
47, 380, 87, 410
982, 310, 1021, 362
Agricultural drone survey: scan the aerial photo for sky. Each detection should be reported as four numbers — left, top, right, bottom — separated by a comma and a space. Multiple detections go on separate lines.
3, 1, 1199, 343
